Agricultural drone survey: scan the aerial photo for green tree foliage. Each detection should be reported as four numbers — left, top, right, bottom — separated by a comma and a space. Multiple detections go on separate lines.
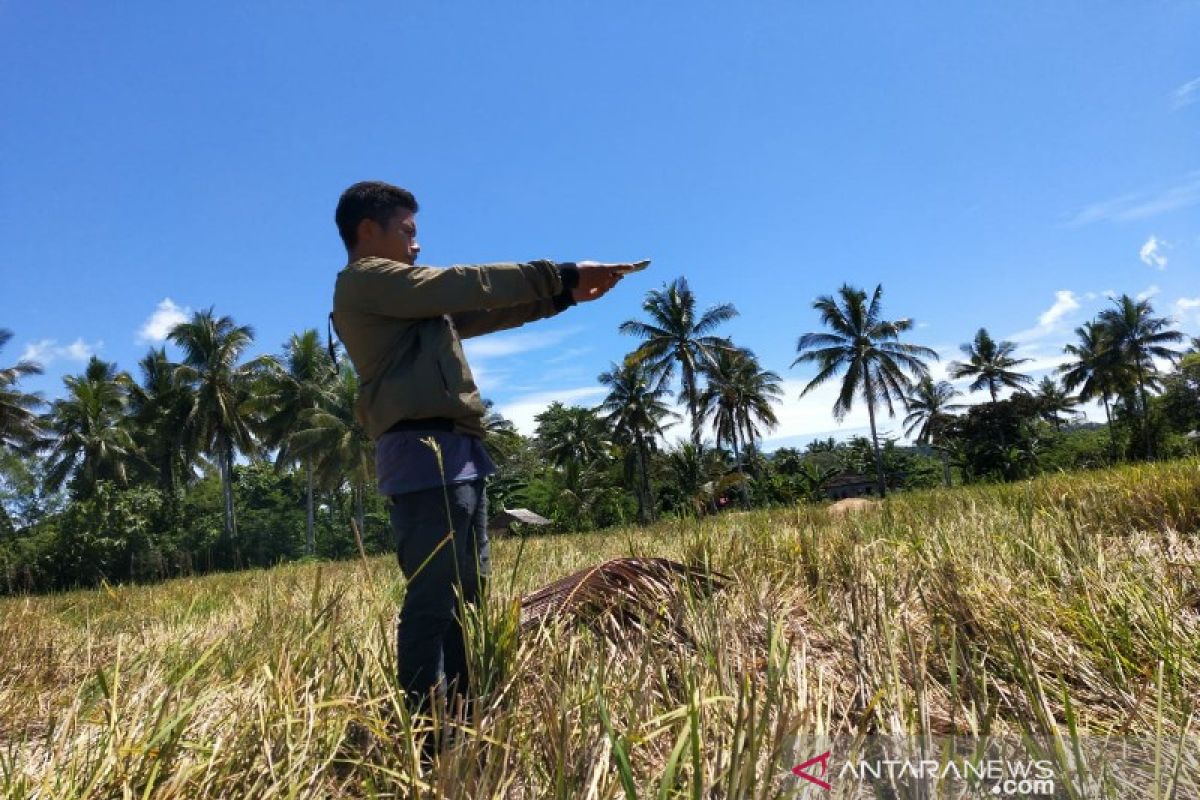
1058, 320, 1131, 461
1096, 294, 1183, 458
43, 357, 143, 498
0, 329, 46, 456
290, 364, 377, 544
252, 329, 337, 555
533, 403, 612, 469
1034, 375, 1080, 431
698, 344, 782, 505
1157, 353, 1200, 435
127, 347, 198, 500
942, 394, 1046, 481
656, 442, 734, 517
597, 358, 678, 524
903, 377, 964, 487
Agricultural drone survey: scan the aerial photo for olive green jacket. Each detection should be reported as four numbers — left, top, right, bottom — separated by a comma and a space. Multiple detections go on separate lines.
331, 256, 575, 440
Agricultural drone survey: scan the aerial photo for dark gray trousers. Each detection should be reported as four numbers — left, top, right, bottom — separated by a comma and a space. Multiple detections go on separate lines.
389, 477, 490, 717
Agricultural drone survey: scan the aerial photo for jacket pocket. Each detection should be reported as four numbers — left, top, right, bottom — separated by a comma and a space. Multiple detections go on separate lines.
435, 357, 451, 394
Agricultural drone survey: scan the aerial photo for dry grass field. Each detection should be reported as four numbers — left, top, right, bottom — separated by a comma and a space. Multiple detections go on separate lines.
1, 460, 1198, 798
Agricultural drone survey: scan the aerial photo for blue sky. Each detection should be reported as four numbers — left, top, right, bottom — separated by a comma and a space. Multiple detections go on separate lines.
2, 2, 1198, 450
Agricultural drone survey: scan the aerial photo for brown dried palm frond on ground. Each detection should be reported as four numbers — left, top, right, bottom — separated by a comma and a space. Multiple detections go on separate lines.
518, 557, 729, 645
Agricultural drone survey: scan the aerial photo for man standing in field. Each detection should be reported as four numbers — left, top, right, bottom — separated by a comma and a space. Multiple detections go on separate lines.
330, 181, 631, 731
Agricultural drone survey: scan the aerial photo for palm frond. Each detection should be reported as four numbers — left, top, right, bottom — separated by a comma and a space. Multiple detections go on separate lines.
519, 558, 728, 645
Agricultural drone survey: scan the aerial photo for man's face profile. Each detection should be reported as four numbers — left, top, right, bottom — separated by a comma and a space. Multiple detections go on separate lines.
358, 209, 421, 264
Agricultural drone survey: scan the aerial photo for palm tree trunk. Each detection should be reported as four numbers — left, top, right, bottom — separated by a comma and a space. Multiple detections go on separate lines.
305, 458, 315, 556
632, 443, 646, 523
730, 427, 751, 509
638, 435, 655, 523
219, 436, 239, 567
684, 367, 701, 446
940, 448, 951, 488
862, 368, 888, 498
1135, 358, 1153, 460
1102, 393, 1117, 462
354, 483, 365, 547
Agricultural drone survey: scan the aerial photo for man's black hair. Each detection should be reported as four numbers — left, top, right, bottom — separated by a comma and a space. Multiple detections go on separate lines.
335, 181, 419, 250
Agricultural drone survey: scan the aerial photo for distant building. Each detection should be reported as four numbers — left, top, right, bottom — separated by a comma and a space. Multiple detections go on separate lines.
488, 508, 552, 537
823, 474, 879, 500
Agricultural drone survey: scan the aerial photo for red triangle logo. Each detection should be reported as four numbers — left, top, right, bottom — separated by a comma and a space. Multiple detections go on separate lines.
792, 750, 832, 790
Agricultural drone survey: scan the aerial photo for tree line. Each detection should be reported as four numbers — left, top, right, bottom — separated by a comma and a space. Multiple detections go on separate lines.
1, 279, 1197, 593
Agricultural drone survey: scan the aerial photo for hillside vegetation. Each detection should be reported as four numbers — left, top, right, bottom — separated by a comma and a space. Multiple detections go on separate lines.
2, 461, 1198, 798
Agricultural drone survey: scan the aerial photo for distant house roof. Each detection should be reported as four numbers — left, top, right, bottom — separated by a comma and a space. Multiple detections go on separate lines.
489, 508, 551, 530
825, 474, 875, 489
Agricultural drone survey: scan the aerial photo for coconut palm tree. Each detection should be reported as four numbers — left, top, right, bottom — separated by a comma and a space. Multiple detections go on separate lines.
169, 309, 263, 557
43, 357, 142, 497
948, 328, 1033, 402
619, 277, 738, 446
252, 330, 337, 555
1058, 320, 1130, 461
805, 437, 838, 454
792, 283, 937, 498
597, 357, 679, 523
481, 398, 522, 466
902, 377, 964, 487
534, 403, 611, 469
698, 344, 782, 505
0, 329, 46, 456
290, 364, 375, 540
1096, 295, 1183, 458
1034, 375, 1079, 431
795, 460, 837, 502
660, 441, 733, 517
127, 347, 198, 499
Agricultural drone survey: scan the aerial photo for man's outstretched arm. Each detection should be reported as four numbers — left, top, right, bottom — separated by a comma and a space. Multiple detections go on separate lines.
450, 261, 628, 338
337, 258, 628, 321
336, 258, 568, 319
450, 265, 578, 339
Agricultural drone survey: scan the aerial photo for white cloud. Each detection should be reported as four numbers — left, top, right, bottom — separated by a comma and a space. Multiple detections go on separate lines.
460, 325, 584, 394
1139, 236, 1168, 270
462, 327, 578, 359
1136, 284, 1161, 302
1173, 76, 1200, 110
19, 339, 56, 364
1009, 290, 1080, 343
1175, 296, 1200, 326
61, 339, 97, 361
1067, 172, 1200, 226
1009, 347, 1071, 378
18, 338, 102, 366
1037, 290, 1080, 328
136, 298, 190, 344
544, 346, 594, 365
759, 378, 878, 445
497, 386, 607, 435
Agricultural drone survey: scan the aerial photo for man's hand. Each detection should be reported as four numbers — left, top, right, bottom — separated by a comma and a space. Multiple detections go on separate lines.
572, 261, 635, 303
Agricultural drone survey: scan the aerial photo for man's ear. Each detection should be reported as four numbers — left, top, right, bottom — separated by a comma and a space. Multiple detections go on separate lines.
356, 217, 379, 244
